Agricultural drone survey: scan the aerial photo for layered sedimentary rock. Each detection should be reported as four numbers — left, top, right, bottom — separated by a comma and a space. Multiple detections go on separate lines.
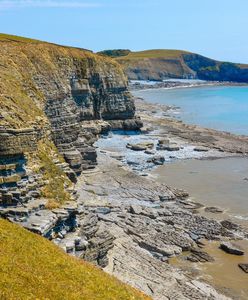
0, 33, 141, 184
0, 35, 141, 174
0, 34, 141, 232
0, 128, 41, 156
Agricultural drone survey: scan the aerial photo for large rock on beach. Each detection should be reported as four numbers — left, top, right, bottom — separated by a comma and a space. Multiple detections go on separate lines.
147, 156, 165, 165
220, 242, 244, 255
127, 142, 154, 151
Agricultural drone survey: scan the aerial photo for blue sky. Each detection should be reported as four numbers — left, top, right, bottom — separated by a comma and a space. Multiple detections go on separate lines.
0, 0, 247, 63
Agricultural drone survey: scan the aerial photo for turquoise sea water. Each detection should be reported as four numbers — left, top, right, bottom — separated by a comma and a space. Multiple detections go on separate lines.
133, 86, 248, 135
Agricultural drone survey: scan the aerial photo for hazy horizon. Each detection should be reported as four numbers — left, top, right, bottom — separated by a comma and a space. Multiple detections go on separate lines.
0, 0, 247, 64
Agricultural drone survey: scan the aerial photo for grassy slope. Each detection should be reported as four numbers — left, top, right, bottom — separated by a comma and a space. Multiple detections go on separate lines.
115, 50, 193, 80
0, 219, 150, 300
0, 33, 41, 43
116, 49, 191, 60
114, 49, 248, 67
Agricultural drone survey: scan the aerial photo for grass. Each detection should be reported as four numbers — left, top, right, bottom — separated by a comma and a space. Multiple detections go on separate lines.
200, 65, 220, 72
36, 140, 72, 208
116, 49, 191, 60
0, 33, 41, 43
0, 219, 151, 300
98, 49, 131, 58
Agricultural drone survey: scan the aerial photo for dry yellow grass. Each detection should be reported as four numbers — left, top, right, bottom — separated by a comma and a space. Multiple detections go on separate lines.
0, 219, 151, 300
116, 49, 191, 60
0, 33, 41, 43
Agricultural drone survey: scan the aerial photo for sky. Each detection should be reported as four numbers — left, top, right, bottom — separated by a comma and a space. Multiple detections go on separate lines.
0, 0, 248, 63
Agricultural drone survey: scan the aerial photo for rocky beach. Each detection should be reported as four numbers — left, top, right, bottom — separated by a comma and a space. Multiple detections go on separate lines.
90, 91, 248, 299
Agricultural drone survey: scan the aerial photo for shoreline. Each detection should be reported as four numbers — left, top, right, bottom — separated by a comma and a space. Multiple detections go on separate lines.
150, 157, 248, 227
134, 96, 248, 154
86, 141, 248, 299
96, 91, 248, 223
134, 93, 248, 222
129, 79, 248, 92
91, 93, 248, 299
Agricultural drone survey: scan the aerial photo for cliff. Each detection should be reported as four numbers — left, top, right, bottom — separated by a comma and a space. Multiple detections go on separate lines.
0, 33, 142, 209
99, 49, 248, 82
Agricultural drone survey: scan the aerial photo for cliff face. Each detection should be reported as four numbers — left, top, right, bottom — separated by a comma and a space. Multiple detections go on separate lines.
183, 53, 248, 82
101, 49, 248, 82
114, 50, 196, 81
0, 34, 142, 209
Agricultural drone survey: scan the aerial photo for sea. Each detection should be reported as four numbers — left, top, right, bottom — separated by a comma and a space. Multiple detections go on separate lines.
133, 85, 248, 135
132, 84, 248, 220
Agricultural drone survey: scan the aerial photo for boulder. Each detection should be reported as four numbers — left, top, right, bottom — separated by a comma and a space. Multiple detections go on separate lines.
147, 156, 165, 165
238, 263, 248, 273
220, 220, 240, 231
204, 206, 224, 214
156, 139, 170, 150
220, 242, 244, 255
2, 193, 13, 205
129, 205, 143, 215
127, 142, 154, 151
144, 149, 155, 155
75, 239, 88, 251
158, 139, 170, 145
163, 144, 180, 151
187, 248, 214, 262
65, 242, 75, 253
193, 146, 209, 152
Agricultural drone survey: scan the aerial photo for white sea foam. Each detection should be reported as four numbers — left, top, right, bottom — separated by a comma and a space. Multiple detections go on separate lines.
95, 131, 223, 172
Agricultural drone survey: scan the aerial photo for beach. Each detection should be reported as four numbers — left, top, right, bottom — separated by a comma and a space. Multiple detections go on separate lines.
94, 84, 248, 299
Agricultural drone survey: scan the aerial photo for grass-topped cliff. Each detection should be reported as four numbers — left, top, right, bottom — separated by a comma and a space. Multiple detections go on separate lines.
114, 49, 194, 80
99, 49, 248, 82
0, 33, 133, 208
0, 33, 125, 129
0, 219, 150, 300
116, 49, 190, 59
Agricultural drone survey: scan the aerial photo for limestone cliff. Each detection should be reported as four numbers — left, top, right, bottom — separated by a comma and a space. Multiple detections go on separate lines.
99, 49, 248, 82
0, 34, 142, 209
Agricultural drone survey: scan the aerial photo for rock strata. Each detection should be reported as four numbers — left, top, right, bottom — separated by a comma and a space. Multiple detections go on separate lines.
69, 154, 240, 299
187, 248, 215, 262
0, 39, 142, 239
